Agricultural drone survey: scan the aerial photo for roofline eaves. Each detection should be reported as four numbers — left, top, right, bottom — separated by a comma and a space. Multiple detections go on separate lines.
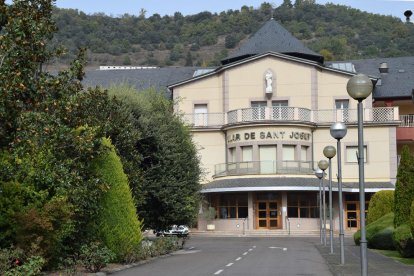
168, 52, 377, 90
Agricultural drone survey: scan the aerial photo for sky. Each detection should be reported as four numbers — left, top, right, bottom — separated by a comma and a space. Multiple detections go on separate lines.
50, 0, 413, 21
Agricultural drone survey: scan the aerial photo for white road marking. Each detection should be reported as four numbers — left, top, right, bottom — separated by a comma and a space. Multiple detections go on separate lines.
243, 252, 248, 255
253, 246, 256, 248
226, 263, 234, 267
236, 257, 242, 261
214, 269, 223, 275
269, 246, 287, 251
189, 247, 195, 250
248, 248, 253, 251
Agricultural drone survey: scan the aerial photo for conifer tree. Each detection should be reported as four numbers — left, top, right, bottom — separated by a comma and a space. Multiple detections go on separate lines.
394, 146, 414, 227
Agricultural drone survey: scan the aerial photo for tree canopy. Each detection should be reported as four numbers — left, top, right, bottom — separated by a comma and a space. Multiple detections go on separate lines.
49, 2, 414, 67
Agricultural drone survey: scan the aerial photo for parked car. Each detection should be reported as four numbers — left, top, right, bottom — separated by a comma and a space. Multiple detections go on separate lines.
154, 225, 189, 237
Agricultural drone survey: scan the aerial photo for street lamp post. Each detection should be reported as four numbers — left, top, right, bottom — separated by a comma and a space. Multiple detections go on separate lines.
315, 168, 324, 244
346, 74, 373, 276
330, 122, 348, 265
318, 160, 329, 246
323, 146, 336, 255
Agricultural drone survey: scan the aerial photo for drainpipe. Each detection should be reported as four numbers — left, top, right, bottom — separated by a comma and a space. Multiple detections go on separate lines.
311, 128, 315, 170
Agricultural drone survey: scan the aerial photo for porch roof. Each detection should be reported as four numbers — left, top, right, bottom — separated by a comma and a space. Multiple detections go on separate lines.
201, 177, 394, 193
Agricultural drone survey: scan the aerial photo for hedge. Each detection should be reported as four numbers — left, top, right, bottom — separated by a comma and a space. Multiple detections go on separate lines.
354, 212, 395, 250
92, 138, 143, 260
393, 223, 414, 258
367, 190, 394, 225
411, 200, 414, 237
394, 146, 414, 227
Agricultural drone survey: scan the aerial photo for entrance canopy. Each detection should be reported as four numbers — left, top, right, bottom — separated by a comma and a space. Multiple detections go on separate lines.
201, 176, 394, 193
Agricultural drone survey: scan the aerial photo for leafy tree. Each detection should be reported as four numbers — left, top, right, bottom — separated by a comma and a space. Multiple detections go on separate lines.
394, 146, 414, 227
107, 86, 202, 230
0, 0, 109, 265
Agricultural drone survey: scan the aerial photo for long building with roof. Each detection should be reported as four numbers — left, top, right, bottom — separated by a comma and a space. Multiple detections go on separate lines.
84, 18, 414, 234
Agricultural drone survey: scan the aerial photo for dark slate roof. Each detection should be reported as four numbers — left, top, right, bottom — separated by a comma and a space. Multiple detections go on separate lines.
327, 56, 414, 100
201, 177, 394, 192
222, 18, 324, 65
83, 67, 199, 92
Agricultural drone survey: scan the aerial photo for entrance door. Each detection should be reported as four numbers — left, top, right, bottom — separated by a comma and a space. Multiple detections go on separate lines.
256, 201, 281, 229
345, 201, 368, 230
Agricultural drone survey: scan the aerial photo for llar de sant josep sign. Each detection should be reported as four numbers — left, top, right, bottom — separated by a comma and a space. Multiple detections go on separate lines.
227, 128, 311, 144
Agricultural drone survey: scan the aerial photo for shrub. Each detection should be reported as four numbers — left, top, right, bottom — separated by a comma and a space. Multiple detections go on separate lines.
367, 190, 394, 225
4, 255, 45, 276
123, 237, 184, 264
0, 246, 24, 275
394, 146, 414, 227
393, 224, 414, 257
92, 138, 143, 260
79, 242, 115, 273
354, 212, 395, 250
411, 200, 414, 236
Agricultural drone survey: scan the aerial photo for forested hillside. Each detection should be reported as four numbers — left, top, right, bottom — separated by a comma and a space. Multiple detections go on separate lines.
50, 1, 414, 68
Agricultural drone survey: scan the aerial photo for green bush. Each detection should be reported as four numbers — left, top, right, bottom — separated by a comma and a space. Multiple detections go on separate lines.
393, 223, 414, 257
394, 146, 414, 227
4, 255, 45, 276
367, 190, 394, 225
123, 237, 184, 264
92, 138, 143, 260
354, 212, 395, 250
79, 242, 115, 273
411, 200, 414, 236
0, 246, 24, 274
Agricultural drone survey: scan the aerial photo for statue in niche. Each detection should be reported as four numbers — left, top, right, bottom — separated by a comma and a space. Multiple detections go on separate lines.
265, 71, 273, 93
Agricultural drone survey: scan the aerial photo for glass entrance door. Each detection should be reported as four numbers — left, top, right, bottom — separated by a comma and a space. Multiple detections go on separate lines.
256, 201, 281, 229
345, 201, 369, 230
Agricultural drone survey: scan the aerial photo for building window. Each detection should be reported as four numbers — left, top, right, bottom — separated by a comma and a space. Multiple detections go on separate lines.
346, 145, 367, 163
335, 99, 349, 122
194, 104, 208, 126
283, 145, 295, 161
228, 147, 236, 163
251, 101, 267, 120
241, 146, 253, 169
301, 146, 308, 161
287, 193, 318, 218
272, 101, 290, 120
214, 193, 248, 219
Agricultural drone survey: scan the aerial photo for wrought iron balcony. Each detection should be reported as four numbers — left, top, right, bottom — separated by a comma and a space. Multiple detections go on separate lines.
214, 160, 317, 178
399, 115, 414, 127
182, 107, 399, 128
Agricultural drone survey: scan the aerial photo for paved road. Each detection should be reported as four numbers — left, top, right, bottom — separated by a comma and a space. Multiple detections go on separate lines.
114, 236, 332, 276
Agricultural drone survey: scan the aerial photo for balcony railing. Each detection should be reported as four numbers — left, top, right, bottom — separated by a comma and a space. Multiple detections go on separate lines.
214, 160, 317, 177
400, 115, 414, 127
182, 107, 399, 127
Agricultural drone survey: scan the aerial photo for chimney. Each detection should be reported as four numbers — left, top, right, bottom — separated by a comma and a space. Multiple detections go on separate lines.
379, 62, 389, 74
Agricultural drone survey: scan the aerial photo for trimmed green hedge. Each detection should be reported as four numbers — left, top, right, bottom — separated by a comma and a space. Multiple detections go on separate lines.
92, 138, 143, 260
354, 212, 395, 250
393, 223, 414, 258
367, 190, 394, 225
394, 146, 414, 227
411, 200, 414, 237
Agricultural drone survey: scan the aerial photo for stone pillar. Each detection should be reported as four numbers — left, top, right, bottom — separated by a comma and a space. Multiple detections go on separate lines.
282, 191, 288, 230
248, 192, 254, 230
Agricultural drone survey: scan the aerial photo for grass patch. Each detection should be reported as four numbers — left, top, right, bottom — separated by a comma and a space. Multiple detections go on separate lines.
373, 249, 414, 265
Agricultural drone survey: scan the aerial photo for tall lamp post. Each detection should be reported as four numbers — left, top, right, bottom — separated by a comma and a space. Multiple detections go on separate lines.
318, 160, 329, 246
315, 168, 324, 244
330, 122, 347, 265
323, 146, 336, 255
346, 74, 373, 276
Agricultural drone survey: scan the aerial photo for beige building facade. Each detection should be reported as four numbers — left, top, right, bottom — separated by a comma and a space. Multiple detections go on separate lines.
168, 19, 402, 233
